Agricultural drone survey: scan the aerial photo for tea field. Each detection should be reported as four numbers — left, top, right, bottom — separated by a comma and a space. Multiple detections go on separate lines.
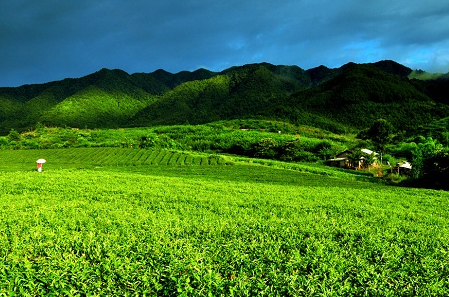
1, 148, 449, 296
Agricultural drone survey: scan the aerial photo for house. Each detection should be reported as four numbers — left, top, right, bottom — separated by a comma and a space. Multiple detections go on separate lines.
326, 149, 378, 169
395, 161, 412, 175
326, 157, 347, 167
361, 148, 376, 155
326, 150, 351, 167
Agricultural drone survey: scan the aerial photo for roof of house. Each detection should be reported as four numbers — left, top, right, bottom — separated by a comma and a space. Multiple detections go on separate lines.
361, 148, 377, 155
398, 161, 412, 169
328, 157, 347, 161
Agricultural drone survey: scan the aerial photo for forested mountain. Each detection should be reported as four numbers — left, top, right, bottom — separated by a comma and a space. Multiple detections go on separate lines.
285, 63, 447, 131
0, 68, 216, 133
1, 60, 448, 134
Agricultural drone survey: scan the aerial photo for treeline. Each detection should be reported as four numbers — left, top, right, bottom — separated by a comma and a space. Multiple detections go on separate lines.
0, 122, 350, 163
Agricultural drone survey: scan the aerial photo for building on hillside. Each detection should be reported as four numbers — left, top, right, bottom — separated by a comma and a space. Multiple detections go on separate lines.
326, 149, 378, 169
394, 161, 412, 175
360, 148, 375, 155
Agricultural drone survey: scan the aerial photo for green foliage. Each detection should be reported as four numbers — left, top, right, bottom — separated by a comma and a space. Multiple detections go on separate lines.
347, 149, 363, 168
366, 119, 394, 150
362, 151, 376, 168
0, 137, 8, 148
363, 119, 394, 164
1, 123, 355, 166
407, 136, 447, 185
313, 140, 341, 160
7, 128, 21, 142
344, 149, 376, 169
252, 138, 279, 158
278, 139, 302, 161
410, 146, 424, 179
0, 148, 449, 295
381, 153, 395, 165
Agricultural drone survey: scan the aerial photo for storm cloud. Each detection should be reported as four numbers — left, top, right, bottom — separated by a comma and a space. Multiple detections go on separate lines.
1, 0, 449, 86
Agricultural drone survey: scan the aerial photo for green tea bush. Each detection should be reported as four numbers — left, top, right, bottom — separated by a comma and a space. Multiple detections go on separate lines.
1, 160, 447, 295
20, 140, 42, 150
0, 137, 8, 149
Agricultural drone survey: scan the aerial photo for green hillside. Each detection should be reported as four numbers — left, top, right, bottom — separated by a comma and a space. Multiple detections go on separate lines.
288, 63, 447, 130
131, 63, 327, 127
2, 60, 449, 295
1, 60, 449, 134
0, 68, 216, 133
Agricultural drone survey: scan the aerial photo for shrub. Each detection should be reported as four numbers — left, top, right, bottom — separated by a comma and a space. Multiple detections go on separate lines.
0, 137, 8, 148
313, 140, 338, 160
252, 138, 279, 159
21, 140, 42, 150
7, 129, 21, 142
295, 150, 319, 162
278, 139, 301, 161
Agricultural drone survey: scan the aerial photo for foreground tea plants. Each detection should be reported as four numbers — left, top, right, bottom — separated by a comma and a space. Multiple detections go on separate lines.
1, 163, 449, 295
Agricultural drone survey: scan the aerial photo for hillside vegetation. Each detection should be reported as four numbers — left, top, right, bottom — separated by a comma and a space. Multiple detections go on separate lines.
2, 60, 449, 134
1, 147, 449, 295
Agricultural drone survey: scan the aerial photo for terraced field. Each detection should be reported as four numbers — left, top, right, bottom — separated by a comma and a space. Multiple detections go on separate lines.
0, 147, 230, 172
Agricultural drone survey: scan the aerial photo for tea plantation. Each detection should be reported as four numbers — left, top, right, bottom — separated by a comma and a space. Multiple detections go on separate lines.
1, 148, 448, 296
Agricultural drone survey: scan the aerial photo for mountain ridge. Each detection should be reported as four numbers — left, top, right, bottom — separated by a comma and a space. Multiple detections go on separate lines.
1, 60, 448, 134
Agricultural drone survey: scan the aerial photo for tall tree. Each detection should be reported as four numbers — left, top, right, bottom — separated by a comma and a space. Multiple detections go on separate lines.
366, 119, 394, 164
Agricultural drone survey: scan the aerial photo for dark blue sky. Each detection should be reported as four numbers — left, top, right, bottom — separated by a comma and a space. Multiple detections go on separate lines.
1, 0, 449, 87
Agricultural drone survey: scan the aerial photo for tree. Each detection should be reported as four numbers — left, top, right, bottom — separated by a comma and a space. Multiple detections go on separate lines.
347, 149, 363, 169
362, 151, 376, 168
410, 137, 444, 179
278, 139, 301, 161
252, 138, 279, 159
366, 119, 394, 164
7, 128, 21, 142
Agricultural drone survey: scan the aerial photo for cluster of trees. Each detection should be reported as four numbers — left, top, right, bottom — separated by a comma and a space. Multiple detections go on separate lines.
407, 137, 449, 188
250, 138, 338, 162
359, 118, 449, 189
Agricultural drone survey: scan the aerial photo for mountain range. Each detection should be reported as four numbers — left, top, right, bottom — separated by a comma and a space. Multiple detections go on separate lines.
1, 60, 449, 134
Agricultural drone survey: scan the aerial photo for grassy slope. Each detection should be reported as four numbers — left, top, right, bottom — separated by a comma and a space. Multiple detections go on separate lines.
39, 86, 153, 128
1, 148, 449, 295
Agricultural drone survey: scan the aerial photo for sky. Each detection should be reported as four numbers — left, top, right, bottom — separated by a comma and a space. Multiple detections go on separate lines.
1, 0, 449, 87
